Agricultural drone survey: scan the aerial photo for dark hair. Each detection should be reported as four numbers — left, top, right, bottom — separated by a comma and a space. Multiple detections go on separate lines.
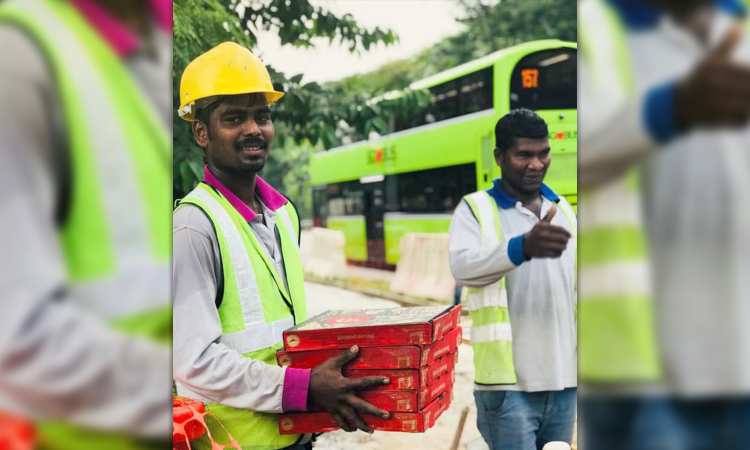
194, 93, 268, 125
195, 99, 221, 126
494, 108, 548, 157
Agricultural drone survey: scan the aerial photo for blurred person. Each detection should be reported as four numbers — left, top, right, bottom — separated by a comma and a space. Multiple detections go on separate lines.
448, 109, 577, 450
0, 0, 173, 448
579, 0, 750, 449
172, 42, 391, 450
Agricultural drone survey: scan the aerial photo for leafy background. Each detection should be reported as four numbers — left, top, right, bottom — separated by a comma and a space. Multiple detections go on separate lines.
173, 0, 576, 217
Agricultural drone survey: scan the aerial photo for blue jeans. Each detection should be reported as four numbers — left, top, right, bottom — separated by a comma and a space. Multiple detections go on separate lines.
581, 396, 750, 450
474, 388, 576, 450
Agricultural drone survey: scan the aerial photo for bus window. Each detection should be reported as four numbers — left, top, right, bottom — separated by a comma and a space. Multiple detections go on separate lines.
394, 163, 476, 213
393, 67, 494, 132
384, 175, 400, 212
318, 181, 367, 218
458, 67, 493, 115
312, 187, 327, 226
510, 48, 576, 110
427, 67, 494, 123
431, 80, 459, 122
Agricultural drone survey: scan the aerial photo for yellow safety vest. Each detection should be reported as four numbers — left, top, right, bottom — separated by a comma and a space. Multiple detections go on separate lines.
178, 183, 308, 450
461, 190, 577, 385
0, 1, 172, 449
578, 0, 662, 383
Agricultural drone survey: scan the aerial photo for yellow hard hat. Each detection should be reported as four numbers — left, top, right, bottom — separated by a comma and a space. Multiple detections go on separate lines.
178, 42, 284, 121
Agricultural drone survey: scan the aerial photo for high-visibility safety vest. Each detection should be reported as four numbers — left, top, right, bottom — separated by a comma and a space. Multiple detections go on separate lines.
0, 0, 171, 449
579, 0, 750, 384
578, 0, 661, 383
178, 182, 308, 450
460, 191, 576, 385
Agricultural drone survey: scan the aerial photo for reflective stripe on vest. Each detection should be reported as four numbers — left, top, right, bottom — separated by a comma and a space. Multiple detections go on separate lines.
276, 204, 300, 244
0, 1, 171, 448
579, 0, 633, 96
183, 184, 295, 354
177, 183, 306, 450
461, 191, 517, 385
0, 0, 171, 328
578, 0, 661, 383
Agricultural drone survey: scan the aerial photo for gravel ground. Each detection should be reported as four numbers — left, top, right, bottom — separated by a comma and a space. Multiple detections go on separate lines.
304, 282, 485, 450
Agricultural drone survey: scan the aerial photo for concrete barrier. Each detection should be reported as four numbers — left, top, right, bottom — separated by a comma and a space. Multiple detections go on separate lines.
300, 227, 347, 280
390, 233, 455, 302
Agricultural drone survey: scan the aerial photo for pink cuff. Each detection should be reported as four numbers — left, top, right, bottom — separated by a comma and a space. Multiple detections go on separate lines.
282, 367, 311, 412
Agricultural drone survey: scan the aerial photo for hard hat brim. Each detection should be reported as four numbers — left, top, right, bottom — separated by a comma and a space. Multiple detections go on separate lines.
178, 89, 285, 122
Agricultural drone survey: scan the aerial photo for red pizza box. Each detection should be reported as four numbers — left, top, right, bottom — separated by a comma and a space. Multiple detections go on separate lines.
359, 379, 453, 413
343, 368, 420, 390
277, 345, 422, 369
282, 305, 461, 352
307, 369, 455, 413
358, 390, 419, 413
342, 354, 457, 392
279, 392, 452, 434
420, 325, 462, 366
416, 369, 455, 410
419, 354, 456, 387
276, 324, 463, 369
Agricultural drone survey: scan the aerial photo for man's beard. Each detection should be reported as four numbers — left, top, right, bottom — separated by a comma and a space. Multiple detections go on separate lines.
235, 135, 268, 152
234, 136, 269, 174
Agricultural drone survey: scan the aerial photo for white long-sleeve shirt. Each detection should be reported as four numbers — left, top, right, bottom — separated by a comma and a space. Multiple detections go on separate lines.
172, 200, 293, 412
0, 25, 171, 436
448, 186, 577, 392
579, 7, 750, 396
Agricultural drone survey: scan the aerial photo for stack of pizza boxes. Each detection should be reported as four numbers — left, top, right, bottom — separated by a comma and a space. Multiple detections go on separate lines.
277, 305, 462, 434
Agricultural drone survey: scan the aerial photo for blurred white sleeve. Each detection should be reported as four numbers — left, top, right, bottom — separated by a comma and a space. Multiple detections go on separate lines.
578, 57, 656, 189
0, 27, 170, 438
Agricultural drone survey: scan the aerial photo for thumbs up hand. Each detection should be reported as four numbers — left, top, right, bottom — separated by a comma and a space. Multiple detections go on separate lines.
675, 25, 750, 130
523, 204, 572, 259
541, 203, 557, 223
707, 24, 743, 61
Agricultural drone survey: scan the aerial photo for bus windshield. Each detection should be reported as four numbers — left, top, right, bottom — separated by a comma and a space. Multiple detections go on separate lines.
510, 48, 576, 110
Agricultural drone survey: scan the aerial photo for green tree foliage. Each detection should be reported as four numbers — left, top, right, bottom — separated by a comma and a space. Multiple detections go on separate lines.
173, 0, 576, 218
233, 0, 396, 51
173, 0, 397, 201
331, 0, 576, 95
429, 0, 577, 69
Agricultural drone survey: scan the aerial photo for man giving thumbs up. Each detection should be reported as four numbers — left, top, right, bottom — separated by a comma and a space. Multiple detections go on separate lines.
448, 109, 577, 450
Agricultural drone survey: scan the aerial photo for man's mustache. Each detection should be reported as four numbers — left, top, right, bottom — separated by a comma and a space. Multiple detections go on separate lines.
235, 137, 268, 150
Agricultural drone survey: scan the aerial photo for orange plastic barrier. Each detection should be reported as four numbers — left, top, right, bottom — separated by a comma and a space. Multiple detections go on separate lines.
173, 397, 207, 450
172, 396, 243, 450
0, 412, 34, 450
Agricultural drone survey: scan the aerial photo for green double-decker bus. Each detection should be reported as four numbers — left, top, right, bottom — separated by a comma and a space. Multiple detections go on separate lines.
311, 39, 577, 268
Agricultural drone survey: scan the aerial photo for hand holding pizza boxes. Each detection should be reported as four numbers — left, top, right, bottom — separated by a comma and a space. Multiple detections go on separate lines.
278, 305, 462, 433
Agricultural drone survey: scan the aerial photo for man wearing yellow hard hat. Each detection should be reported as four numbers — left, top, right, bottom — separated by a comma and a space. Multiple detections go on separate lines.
172, 42, 391, 450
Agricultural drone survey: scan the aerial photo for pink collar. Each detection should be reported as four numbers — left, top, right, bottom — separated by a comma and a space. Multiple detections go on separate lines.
70, 0, 172, 57
203, 166, 288, 222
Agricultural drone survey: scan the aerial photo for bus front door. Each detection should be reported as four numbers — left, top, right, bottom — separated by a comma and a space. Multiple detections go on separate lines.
363, 182, 387, 268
